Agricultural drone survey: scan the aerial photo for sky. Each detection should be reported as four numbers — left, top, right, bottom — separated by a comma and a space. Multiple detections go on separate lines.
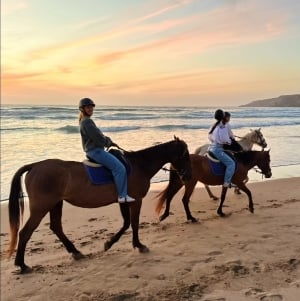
2, 0, 300, 106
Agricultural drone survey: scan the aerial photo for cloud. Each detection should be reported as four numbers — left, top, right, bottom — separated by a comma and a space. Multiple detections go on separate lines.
2, 0, 28, 15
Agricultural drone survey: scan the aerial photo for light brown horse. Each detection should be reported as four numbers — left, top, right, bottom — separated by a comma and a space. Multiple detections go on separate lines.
156, 150, 272, 222
8, 137, 191, 273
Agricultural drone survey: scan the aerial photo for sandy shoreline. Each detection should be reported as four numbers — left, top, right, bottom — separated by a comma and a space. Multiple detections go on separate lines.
1, 177, 300, 300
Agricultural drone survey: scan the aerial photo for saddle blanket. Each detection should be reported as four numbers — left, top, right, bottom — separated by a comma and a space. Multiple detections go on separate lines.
84, 164, 114, 185
208, 161, 226, 176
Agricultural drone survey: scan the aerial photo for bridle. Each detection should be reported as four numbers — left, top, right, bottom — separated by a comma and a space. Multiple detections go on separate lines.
254, 130, 267, 149
162, 148, 190, 179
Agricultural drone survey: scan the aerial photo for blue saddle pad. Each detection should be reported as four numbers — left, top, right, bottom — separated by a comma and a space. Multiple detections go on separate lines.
209, 161, 226, 176
84, 165, 114, 185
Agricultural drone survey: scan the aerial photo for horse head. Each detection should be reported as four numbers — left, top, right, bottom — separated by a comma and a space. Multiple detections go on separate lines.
251, 128, 268, 149
170, 136, 192, 181
257, 149, 272, 178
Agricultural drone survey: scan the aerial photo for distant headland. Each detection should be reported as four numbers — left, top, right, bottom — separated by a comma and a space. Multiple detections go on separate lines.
241, 94, 300, 107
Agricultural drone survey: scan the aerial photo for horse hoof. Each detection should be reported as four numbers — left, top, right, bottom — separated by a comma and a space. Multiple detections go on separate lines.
212, 196, 219, 201
72, 252, 85, 260
20, 265, 33, 274
139, 246, 150, 253
217, 210, 225, 217
104, 241, 112, 251
190, 217, 199, 223
159, 214, 168, 222
249, 208, 254, 213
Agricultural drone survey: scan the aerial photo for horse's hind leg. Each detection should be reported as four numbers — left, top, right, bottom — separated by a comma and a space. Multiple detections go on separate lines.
182, 179, 198, 222
205, 185, 218, 200
236, 183, 254, 213
15, 211, 47, 273
160, 177, 183, 222
104, 203, 131, 251
49, 201, 83, 260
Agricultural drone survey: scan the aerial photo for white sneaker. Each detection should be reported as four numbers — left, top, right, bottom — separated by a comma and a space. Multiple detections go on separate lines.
118, 196, 135, 203
125, 195, 135, 202
118, 197, 126, 203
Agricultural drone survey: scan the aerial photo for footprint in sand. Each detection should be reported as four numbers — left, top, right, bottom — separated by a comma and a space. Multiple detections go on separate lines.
203, 298, 226, 301
245, 287, 265, 297
260, 294, 283, 301
207, 250, 223, 256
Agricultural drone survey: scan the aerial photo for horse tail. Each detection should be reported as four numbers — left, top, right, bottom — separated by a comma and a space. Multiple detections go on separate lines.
8, 163, 34, 258
194, 146, 202, 155
155, 168, 183, 215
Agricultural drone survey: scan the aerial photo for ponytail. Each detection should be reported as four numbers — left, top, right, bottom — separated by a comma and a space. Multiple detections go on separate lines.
79, 111, 84, 123
209, 120, 221, 135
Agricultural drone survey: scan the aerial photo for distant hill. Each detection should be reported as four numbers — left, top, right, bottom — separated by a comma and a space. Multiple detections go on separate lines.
241, 94, 300, 107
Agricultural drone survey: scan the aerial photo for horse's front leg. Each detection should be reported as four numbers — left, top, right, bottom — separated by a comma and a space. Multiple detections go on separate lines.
130, 199, 149, 253
217, 186, 228, 217
236, 183, 254, 213
182, 179, 198, 222
104, 203, 131, 251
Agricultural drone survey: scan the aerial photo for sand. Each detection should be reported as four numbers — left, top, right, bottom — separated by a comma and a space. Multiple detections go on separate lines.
1, 177, 300, 301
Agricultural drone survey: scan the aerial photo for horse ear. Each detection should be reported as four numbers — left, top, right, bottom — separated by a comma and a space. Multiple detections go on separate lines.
258, 128, 261, 132
174, 135, 179, 141
250, 129, 253, 132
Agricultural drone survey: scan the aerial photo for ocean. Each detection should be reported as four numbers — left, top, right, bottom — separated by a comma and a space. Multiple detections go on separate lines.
1, 105, 300, 202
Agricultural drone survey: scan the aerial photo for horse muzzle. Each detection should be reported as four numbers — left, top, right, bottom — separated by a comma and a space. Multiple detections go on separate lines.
265, 170, 272, 178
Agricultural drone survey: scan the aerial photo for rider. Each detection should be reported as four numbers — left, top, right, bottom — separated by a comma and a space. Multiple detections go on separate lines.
78, 98, 135, 203
223, 111, 242, 152
208, 109, 235, 188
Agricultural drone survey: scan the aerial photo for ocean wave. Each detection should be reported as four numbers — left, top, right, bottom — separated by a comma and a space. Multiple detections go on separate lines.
55, 125, 141, 134
1, 127, 47, 131
101, 126, 141, 132
56, 125, 79, 133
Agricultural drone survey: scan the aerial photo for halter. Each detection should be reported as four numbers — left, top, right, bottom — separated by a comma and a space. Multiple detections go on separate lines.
254, 130, 267, 149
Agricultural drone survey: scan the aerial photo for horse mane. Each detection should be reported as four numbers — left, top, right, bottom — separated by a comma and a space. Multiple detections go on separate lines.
124, 137, 186, 159
234, 150, 257, 165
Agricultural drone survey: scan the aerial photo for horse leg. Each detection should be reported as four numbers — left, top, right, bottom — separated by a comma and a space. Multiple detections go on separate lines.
182, 179, 198, 222
236, 183, 254, 213
104, 203, 131, 251
15, 211, 47, 274
49, 201, 84, 260
234, 176, 249, 194
217, 186, 228, 217
160, 178, 183, 222
130, 199, 149, 253
204, 185, 218, 200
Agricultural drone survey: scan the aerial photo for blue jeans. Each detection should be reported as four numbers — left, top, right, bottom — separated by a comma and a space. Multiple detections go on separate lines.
209, 144, 235, 186
87, 148, 127, 197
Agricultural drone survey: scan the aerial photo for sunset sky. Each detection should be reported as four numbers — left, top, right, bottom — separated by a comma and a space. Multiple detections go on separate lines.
2, 0, 300, 106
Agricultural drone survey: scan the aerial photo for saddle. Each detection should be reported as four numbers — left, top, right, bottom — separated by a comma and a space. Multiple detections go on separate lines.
205, 151, 236, 176
83, 149, 131, 185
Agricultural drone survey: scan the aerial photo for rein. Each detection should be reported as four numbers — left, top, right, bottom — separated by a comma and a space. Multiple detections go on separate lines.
162, 166, 176, 173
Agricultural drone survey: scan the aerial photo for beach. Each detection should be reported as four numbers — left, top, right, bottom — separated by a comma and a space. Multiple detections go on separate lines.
1, 177, 300, 301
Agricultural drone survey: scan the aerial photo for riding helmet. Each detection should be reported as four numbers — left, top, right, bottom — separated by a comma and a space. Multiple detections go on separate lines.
79, 98, 95, 110
214, 109, 224, 121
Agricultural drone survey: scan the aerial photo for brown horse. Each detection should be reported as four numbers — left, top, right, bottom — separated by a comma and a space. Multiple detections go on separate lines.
8, 137, 191, 273
194, 128, 268, 199
156, 150, 272, 222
